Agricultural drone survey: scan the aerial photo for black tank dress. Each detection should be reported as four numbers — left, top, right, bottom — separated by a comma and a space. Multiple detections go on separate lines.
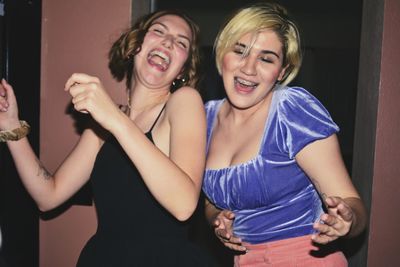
77, 106, 215, 267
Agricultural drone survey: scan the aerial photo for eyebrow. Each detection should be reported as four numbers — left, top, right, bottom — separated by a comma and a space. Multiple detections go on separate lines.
235, 42, 280, 59
152, 22, 191, 43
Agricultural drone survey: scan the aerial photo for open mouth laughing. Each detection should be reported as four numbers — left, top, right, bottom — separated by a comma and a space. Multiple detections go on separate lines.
147, 49, 171, 71
234, 77, 259, 93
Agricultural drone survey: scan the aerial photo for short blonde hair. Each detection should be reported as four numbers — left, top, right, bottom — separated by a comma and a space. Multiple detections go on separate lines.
214, 2, 302, 85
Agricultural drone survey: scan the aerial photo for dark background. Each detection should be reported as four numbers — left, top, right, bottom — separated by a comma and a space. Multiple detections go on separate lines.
0, 0, 41, 267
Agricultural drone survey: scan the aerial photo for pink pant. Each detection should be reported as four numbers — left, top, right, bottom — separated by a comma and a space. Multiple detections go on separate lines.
234, 235, 348, 267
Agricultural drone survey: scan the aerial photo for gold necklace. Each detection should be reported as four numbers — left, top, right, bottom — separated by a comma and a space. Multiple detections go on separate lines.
127, 88, 132, 111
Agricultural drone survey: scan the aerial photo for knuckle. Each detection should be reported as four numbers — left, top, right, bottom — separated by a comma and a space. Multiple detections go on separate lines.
88, 83, 97, 91
87, 91, 96, 100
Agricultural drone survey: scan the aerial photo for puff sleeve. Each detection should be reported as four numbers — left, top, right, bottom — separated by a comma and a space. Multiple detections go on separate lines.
276, 87, 339, 159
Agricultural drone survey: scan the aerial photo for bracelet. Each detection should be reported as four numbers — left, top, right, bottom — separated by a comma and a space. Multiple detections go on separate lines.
0, 120, 31, 142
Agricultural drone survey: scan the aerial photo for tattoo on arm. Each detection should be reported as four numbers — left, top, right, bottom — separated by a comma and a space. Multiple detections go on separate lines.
36, 159, 52, 180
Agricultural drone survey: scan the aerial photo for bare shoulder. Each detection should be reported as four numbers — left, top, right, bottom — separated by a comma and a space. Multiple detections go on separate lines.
167, 87, 204, 113
169, 86, 202, 103
165, 87, 205, 124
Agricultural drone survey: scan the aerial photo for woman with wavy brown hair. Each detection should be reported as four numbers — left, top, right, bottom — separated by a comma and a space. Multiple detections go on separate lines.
0, 9, 215, 266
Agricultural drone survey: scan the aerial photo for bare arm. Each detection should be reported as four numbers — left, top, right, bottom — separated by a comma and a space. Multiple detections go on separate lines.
114, 88, 206, 221
65, 73, 207, 221
0, 79, 103, 211
295, 134, 367, 244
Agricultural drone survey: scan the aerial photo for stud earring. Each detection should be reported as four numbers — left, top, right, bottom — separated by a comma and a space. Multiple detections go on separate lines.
172, 76, 187, 88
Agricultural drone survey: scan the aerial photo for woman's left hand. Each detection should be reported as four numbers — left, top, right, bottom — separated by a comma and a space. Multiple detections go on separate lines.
312, 196, 354, 244
65, 73, 121, 131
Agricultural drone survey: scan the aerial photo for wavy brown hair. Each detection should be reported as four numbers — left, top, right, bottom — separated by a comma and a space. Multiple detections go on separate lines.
108, 10, 201, 91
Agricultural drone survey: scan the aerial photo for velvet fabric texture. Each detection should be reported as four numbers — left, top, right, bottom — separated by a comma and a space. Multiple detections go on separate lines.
202, 85, 340, 244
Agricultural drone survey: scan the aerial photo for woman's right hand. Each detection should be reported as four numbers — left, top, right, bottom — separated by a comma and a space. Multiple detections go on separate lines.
0, 79, 21, 130
64, 73, 122, 132
212, 210, 246, 252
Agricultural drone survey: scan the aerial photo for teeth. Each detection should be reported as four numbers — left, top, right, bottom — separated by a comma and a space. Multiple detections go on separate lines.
235, 77, 257, 87
148, 50, 170, 64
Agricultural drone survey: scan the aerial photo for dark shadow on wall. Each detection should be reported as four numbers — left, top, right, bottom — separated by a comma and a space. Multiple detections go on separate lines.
38, 103, 95, 221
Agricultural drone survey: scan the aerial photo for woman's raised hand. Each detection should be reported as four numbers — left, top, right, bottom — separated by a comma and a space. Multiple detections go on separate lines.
0, 79, 21, 130
65, 73, 122, 131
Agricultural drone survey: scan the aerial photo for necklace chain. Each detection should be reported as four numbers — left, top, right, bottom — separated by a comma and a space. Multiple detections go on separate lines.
127, 88, 132, 111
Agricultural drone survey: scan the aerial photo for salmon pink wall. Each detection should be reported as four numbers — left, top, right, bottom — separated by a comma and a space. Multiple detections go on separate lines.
368, 0, 400, 265
40, 1, 131, 266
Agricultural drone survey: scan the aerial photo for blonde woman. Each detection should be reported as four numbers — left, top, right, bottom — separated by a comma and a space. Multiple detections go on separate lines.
203, 3, 367, 266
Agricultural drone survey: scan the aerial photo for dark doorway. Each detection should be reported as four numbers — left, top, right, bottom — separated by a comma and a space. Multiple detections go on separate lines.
0, 0, 41, 266
154, 0, 363, 171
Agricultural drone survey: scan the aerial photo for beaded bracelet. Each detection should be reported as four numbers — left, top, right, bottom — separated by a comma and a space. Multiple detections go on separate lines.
0, 120, 31, 142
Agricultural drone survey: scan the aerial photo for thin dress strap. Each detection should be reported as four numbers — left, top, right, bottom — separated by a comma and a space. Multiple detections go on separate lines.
147, 104, 166, 133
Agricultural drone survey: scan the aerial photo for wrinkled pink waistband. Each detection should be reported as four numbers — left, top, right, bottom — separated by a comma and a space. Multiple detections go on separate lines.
234, 234, 348, 267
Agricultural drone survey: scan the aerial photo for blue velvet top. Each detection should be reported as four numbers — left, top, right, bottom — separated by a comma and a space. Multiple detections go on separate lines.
202, 86, 340, 244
